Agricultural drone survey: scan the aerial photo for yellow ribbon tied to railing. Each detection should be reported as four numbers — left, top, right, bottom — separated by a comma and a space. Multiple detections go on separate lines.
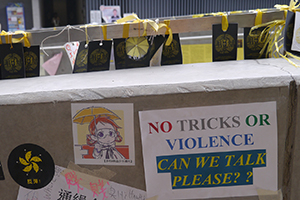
212, 12, 229, 32
255, 9, 263, 26
101, 25, 108, 40
13, 31, 31, 47
249, 20, 285, 58
272, 0, 300, 67
247, 0, 300, 67
0, 30, 14, 46
116, 13, 173, 46
253, 9, 270, 26
274, 0, 300, 12
0, 30, 30, 47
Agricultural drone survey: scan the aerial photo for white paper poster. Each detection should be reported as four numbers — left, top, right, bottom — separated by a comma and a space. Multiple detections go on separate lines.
100, 5, 121, 23
90, 10, 102, 24
139, 102, 278, 199
64, 42, 80, 70
17, 166, 146, 200
291, 12, 300, 51
71, 103, 135, 165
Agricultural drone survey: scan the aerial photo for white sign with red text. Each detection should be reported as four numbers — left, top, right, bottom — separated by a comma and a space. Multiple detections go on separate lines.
139, 102, 277, 200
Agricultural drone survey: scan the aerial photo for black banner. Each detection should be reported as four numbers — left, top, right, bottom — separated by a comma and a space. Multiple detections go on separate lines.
244, 27, 268, 59
161, 34, 182, 65
283, 11, 300, 56
73, 41, 88, 73
88, 40, 112, 72
114, 38, 126, 69
213, 23, 238, 62
0, 43, 25, 79
24, 45, 40, 77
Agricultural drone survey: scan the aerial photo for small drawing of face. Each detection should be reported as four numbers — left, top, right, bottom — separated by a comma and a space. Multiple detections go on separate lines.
95, 123, 116, 144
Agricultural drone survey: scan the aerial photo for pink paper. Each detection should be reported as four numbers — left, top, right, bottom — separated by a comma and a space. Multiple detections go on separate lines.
42, 52, 63, 75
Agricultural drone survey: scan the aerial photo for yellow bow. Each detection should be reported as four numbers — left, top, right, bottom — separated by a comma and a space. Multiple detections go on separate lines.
274, 0, 300, 12
212, 12, 229, 32
116, 13, 173, 46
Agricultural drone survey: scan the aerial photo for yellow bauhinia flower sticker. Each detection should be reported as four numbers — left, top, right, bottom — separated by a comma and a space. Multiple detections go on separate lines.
19, 151, 42, 173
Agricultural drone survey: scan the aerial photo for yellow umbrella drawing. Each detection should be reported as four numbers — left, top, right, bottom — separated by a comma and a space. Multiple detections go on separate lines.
73, 107, 120, 124
126, 36, 149, 60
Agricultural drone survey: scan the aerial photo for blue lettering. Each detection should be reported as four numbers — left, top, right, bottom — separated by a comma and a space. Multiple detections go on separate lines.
185, 138, 196, 149
166, 139, 177, 150
232, 134, 242, 146
178, 138, 184, 150
209, 136, 219, 147
198, 137, 208, 148
219, 135, 230, 147
244, 134, 254, 145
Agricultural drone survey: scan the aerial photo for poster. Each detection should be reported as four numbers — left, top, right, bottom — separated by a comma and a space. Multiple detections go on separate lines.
90, 10, 102, 24
71, 103, 135, 165
6, 3, 25, 32
139, 102, 277, 199
100, 6, 121, 23
291, 12, 300, 52
17, 166, 146, 200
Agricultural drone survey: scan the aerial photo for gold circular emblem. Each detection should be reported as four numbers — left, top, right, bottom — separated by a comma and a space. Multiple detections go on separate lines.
24, 51, 38, 71
295, 28, 300, 44
89, 48, 109, 66
246, 30, 264, 51
4, 53, 22, 73
75, 49, 88, 67
116, 41, 126, 59
287, 24, 294, 40
215, 34, 235, 54
162, 39, 179, 58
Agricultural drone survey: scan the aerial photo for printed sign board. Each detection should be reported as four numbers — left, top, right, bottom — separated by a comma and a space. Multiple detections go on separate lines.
6, 3, 25, 32
139, 102, 277, 199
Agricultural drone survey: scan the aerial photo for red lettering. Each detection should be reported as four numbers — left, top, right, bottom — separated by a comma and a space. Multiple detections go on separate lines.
148, 121, 173, 134
160, 121, 173, 133
148, 122, 159, 134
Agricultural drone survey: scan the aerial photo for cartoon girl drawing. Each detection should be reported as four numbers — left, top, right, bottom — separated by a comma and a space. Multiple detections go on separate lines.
87, 116, 125, 159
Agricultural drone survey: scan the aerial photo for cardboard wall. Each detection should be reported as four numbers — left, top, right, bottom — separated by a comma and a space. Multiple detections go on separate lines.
0, 58, 298, 200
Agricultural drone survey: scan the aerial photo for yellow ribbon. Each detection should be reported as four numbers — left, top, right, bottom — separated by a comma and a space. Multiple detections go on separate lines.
85, 25, 89, 45
249, 19, 300, 67
0, 30, 12, 45
255, 9, 263, 26
274, 0, 300, 12
229, 11, 244, 14
116, 13, 173, 45
192, 14, 204, 18
123, 23, 130, 38
249, 20, 285, 58
164, 20, 170, 35
212, 12, 229, 32
161, 21, 173, 46
101, 25, 108, 40
12, 31, 31, 47
0, 30, 30, 47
